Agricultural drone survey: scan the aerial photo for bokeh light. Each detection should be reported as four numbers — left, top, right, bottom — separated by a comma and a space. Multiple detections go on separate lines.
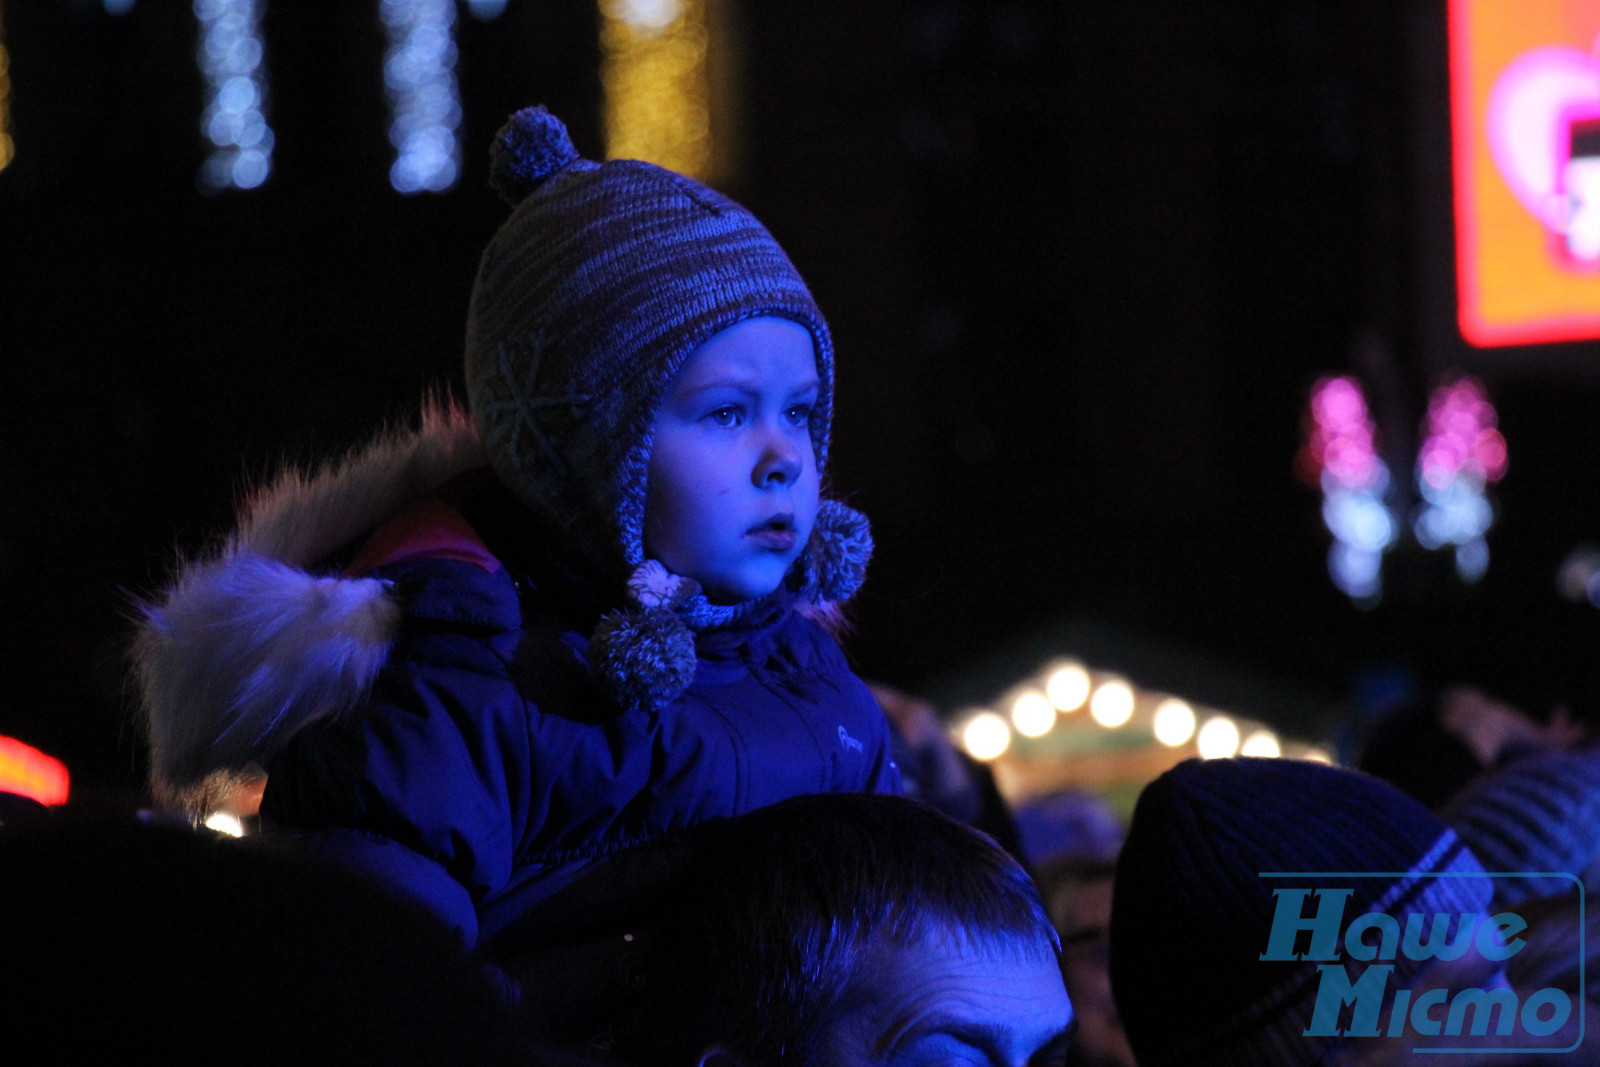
1412, 375, 1504, 584
1152, 699, 1196, 747
1089, 681, 1135, 728
381, 0, 462, 193
600, 0, 712, 179
195, 0, 273, 192
1046, 663, 1091, 711
1302, 376, 1396, 604
1239, 729, 1281, 758
1010, 691, 1056, 738
1196, 716, 1240, 759
203, 811, 245, 837
961, 711, 1011, 761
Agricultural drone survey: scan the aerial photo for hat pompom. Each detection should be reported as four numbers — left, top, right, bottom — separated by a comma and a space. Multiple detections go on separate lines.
591, 605, 698, 713
489, 106, 581, 206
809, 500, 873, 603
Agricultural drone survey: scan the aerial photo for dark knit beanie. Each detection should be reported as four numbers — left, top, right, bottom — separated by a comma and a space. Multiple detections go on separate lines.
464, 107, 870, 712
1110, 757, 1491, 1067
1445, 747, 1600, 905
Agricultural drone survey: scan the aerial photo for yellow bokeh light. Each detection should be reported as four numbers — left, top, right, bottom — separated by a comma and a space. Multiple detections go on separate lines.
1045, 663, 1091, 711
961, 711, 1011, 762
599, 0, 712, 179
1152, 699, 1196, 747
203, 811, 246, 838
1239, 729, 1281, 758
1089, 681, 1135, 728
1197, 716, 1240, 759
1010, 691, 1056, 738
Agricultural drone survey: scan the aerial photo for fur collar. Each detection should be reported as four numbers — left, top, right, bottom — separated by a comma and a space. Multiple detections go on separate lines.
131, 403, 486, 813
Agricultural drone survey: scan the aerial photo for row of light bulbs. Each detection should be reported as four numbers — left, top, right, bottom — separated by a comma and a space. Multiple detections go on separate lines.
955, 660, 1329, 764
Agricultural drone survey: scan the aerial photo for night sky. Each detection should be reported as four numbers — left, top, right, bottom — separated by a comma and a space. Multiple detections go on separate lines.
6, 0, 1600, 800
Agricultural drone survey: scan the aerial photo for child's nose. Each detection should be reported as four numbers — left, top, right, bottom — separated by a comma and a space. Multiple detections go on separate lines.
753, 433, 804, 487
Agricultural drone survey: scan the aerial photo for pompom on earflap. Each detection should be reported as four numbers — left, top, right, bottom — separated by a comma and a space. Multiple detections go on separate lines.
590, 561, 701, 713
589, 506, 872, 714
488, 105, 582, 206
808, 500, 873, 604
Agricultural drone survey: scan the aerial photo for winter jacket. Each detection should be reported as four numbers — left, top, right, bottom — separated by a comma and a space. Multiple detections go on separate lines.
132, 407, 899, 951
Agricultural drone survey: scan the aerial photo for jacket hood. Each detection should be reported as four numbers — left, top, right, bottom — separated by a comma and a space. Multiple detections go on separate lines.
131, 402, 486, 813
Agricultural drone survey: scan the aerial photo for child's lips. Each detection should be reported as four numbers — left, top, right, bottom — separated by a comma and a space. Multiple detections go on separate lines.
747, 514, 798, 551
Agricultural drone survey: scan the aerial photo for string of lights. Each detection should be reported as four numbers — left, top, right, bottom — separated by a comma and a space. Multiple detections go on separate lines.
380, 0, 463, 194
196, 0, 273, 191
1412, 375, 1508, 583
599, 0, 713, 180
1300, 376, 1397, 606
955, 659, 1326, 786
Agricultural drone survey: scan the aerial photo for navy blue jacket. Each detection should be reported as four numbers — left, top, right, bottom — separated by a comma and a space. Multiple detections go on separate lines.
261, 493, 900, 950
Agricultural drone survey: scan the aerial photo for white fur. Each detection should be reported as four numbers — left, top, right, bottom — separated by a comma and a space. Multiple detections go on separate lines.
132, 402, 486, 811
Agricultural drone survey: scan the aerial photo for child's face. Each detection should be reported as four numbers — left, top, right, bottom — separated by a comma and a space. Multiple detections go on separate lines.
645, 316, 821, 604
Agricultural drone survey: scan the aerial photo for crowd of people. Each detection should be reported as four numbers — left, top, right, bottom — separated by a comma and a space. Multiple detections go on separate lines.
6, 104, 1597, 1063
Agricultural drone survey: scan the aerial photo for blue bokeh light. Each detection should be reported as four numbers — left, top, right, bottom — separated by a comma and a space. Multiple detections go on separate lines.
195, 0, 272, 192
381, 0, 463, 194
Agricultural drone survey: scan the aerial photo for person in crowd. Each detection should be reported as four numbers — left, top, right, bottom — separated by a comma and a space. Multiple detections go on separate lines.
1110, 756, 1596, 1065
871, 680, 1026, 856
613, 792, 1075, 1067
1358, 680, 1584, 810
1445, 744, 1600, 906
1014, 790, 1133, 1067
130, 103, 898, 959
0, 814, 526, 1064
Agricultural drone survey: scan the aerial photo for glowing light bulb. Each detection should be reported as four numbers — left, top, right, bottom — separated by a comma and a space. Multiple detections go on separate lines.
204, 812, 245, 837
1196, 716, 1240, 759
1089, 681, 1134, 728
1239, 730, 1281, 758
961, 712, 1011, 761
1152, 699, 1196, 747
1046, 663, 1091, 711
1010, 691, 1056, 738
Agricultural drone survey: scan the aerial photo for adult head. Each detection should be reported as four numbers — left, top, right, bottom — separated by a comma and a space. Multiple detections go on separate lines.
1110, 757, 1494, 1067
624, 793, 1074, 1066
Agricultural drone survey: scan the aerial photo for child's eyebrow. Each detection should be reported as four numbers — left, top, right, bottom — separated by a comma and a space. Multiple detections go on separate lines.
674, 376, 820, 400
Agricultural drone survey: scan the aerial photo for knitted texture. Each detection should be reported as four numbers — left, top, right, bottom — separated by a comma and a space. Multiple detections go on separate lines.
1445, 747, 1600, 904
465, 105, 835, 584
1110, 757, 1491, 1067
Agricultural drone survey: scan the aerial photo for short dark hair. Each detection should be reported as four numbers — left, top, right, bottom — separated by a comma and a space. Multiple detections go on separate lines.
623, 793, 1059, 1066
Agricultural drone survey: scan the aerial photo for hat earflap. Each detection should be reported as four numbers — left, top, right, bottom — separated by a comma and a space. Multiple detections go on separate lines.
589, 501, 873, 713
590, 561, 701, 714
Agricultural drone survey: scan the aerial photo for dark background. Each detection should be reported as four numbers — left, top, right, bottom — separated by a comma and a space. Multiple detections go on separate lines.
5, 0, 1600, 799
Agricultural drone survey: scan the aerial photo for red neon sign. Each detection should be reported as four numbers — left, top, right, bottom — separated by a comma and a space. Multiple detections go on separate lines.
1451, 0, 1600, 346
0, 736, 70, 806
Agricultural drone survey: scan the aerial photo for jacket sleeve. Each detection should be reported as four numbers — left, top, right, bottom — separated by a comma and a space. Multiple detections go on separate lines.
261, 559, 533, 949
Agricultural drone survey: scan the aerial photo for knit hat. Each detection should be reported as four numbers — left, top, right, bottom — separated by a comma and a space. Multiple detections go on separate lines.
464, 106, 870, 712
1445, 747, 1600, 904
1110, 757, 1492, 1067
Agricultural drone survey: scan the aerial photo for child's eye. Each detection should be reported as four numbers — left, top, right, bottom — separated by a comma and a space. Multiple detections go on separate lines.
705, 406, 742, 427
784, 403, 813, 426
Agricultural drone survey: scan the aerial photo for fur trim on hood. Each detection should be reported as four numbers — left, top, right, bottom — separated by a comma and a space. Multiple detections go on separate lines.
131, 403, 486, 813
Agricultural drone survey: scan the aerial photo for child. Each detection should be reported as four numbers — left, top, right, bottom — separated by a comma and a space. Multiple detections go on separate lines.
132, 106, 900, 952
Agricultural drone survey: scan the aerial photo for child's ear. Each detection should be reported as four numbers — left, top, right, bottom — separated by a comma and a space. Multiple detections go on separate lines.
696, 1047, 749, 1067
